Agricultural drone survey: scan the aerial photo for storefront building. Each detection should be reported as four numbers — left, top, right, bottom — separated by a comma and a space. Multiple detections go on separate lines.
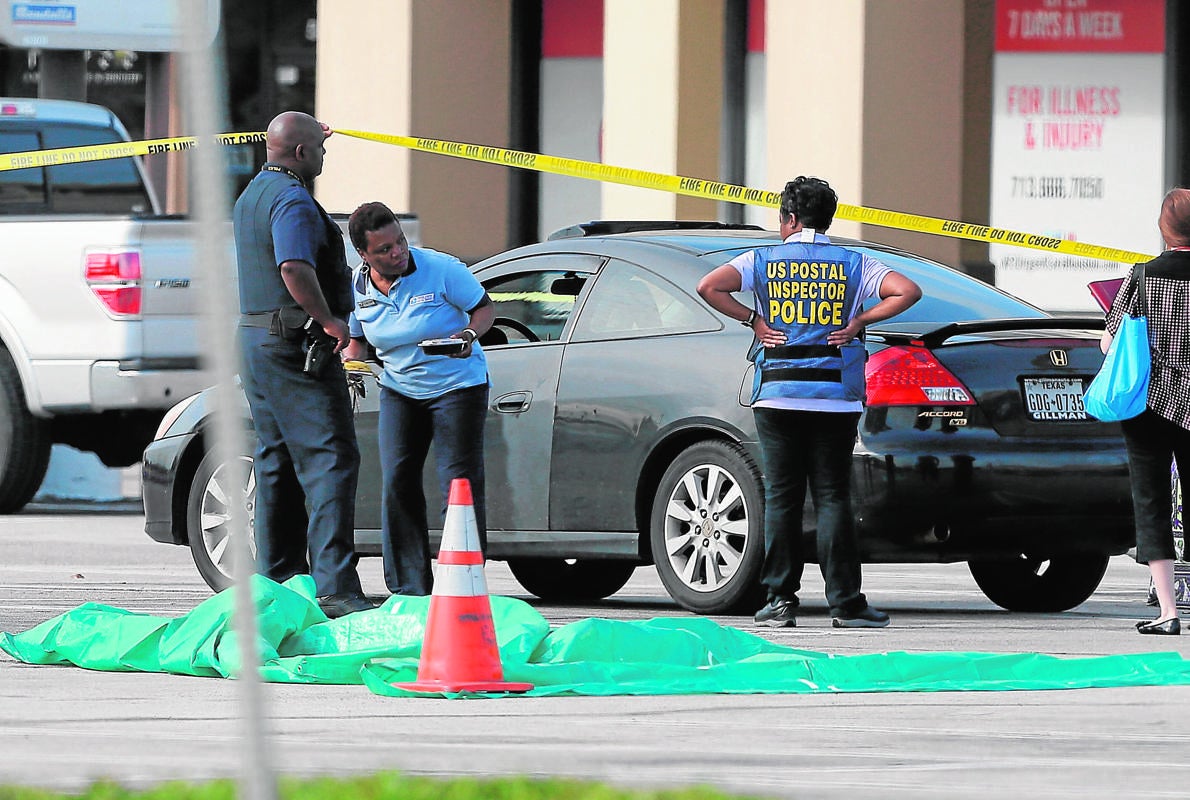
3, 0, 1187, 309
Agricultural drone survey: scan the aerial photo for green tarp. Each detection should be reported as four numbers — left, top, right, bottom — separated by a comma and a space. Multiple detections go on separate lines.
3, 576, 1190, 697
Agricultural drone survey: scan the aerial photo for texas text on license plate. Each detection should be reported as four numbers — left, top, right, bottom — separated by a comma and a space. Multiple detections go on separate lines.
1022, 377, 1088, 421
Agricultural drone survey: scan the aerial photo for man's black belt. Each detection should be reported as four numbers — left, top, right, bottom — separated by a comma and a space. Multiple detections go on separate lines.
240, 312, 275, 328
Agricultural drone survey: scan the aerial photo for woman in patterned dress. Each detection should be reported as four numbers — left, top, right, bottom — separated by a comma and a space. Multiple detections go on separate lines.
1103, 188, 1190, 635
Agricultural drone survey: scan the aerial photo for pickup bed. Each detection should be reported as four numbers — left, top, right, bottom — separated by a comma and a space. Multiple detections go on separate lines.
0, 98, 416, 512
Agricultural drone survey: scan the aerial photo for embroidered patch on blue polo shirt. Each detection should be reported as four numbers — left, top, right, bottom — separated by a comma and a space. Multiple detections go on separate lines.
410, 293, 435, 304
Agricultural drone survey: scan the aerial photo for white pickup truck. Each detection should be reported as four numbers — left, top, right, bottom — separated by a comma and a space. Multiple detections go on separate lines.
0, 98, 417, 512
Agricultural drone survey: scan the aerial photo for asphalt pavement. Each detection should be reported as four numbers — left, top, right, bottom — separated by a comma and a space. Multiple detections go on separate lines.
3, 504, 1190, 799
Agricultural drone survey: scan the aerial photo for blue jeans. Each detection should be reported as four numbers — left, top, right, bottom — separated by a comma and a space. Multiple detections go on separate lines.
238, 327, 363, 597
1121, 410, 1190, 563
378, 382, 489, 595
753, 407, 867, 616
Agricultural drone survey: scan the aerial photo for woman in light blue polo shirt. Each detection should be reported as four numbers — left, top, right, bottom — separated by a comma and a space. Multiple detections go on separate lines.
343, 201, 495, 596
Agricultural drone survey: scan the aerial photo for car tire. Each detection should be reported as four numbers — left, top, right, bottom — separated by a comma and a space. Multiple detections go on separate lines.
968, 553, 1110, 612
507, 558, 637, 602
649, 440, 766, 615
0, 346, 51, 514
186, 449, 256, 592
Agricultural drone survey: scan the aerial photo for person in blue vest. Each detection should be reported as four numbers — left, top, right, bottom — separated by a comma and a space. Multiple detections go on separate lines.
233, 111, 372, 619
343, 201, 494, 596
698, 176, 921, 628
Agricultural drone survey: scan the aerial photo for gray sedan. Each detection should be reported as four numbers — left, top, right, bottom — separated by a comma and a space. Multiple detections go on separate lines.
143, 223, 1133, 614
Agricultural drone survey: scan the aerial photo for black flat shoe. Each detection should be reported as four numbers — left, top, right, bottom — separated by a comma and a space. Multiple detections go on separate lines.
1136, 617, 1181, 635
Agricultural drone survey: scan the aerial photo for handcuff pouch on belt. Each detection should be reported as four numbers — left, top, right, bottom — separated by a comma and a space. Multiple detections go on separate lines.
270, 306, 312, 342
268, 306, 336, 377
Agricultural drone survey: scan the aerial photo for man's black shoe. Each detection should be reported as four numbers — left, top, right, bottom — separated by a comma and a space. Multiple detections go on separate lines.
317, 592, 375, 619
831, 605, 890, 628
754, 598, 797, 628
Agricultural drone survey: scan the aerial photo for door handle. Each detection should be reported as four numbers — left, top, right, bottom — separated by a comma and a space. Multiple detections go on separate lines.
493, 391, 532, 414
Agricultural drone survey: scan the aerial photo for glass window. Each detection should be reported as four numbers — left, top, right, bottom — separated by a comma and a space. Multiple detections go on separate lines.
0, 132, 46, 213
856, 248, 1047, 322
43, 125, 153, 214
483, 269, 591, 344
572, 259, 717, 341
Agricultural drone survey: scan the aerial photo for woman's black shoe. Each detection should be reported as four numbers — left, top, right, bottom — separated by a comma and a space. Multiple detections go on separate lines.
1136, 617, 1181, 635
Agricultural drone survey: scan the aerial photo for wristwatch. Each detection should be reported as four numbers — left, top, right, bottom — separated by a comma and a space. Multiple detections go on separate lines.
462, 328, 479, 343
741, 310, 756, 328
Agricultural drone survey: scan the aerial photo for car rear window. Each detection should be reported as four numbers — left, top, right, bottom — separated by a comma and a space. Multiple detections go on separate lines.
699, 242, 1048, 324
572, 259, 717, 341
0, 131, 44, 212
854, 248, 1047, 323
43, 124, 152, 214
0, 124, 152, 215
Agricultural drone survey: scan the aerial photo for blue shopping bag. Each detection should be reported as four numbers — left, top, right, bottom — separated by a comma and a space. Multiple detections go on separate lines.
1083, 311, 1150, 422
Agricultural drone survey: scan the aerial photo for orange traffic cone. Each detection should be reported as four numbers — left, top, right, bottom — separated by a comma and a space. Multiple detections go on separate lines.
395, 478, 533, 694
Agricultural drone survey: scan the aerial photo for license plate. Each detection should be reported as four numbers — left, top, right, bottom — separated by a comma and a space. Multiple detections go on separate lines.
1022, 377, 1088, 421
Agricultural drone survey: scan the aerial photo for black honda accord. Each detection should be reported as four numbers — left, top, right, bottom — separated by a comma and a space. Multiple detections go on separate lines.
143, 222, 1132, 615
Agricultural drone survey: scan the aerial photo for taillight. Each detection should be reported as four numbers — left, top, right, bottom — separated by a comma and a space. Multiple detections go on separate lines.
85, 251, 142, 317
866, 345, 974, 406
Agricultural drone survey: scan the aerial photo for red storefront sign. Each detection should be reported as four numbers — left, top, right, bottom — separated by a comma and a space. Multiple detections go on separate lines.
995, 0, 1164, 53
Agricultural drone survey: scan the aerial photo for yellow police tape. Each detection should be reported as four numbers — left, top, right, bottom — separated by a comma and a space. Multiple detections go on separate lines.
0, 127, 1153, 265
338, 130, 1152, 265
0, 132, 265, 171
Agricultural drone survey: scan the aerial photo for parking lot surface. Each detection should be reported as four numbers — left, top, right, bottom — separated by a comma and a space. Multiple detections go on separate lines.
2, 504, 1189, 799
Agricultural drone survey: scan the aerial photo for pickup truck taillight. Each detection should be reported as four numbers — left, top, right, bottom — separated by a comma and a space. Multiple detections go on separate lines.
865, 344, 975, 406
85, 250, 142, 317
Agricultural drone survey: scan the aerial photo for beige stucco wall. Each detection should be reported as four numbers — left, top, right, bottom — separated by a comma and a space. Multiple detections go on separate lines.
315, 0, 511, 262
601, 0, 723, 221
862, 0, 969, 266
674, 0, 725, 221
763, 1, 991, 269
314, 0, 413, 219
764, 1, 866, 237
960, 0, 995, 274
313, 1, 989, 267
408, 1, 512, 262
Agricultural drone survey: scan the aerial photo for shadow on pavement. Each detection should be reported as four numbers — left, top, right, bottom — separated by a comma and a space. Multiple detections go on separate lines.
20, 500, 143, 515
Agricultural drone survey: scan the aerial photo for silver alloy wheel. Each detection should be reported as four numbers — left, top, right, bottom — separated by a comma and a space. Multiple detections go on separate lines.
660, 460, 752, 594
198, 455, 256, 582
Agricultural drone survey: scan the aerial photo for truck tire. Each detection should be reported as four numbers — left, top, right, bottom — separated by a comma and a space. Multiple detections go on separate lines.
0, 347, 51, 513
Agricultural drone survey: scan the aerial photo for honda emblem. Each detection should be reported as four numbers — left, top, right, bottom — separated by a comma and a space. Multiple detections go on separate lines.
1049, 349, 1069, 367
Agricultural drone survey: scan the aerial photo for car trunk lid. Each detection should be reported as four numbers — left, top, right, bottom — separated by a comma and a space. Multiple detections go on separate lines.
869, 317, 1114, 437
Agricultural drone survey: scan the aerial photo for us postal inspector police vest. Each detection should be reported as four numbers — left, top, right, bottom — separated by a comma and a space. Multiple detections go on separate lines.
749, 241, 866, 404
